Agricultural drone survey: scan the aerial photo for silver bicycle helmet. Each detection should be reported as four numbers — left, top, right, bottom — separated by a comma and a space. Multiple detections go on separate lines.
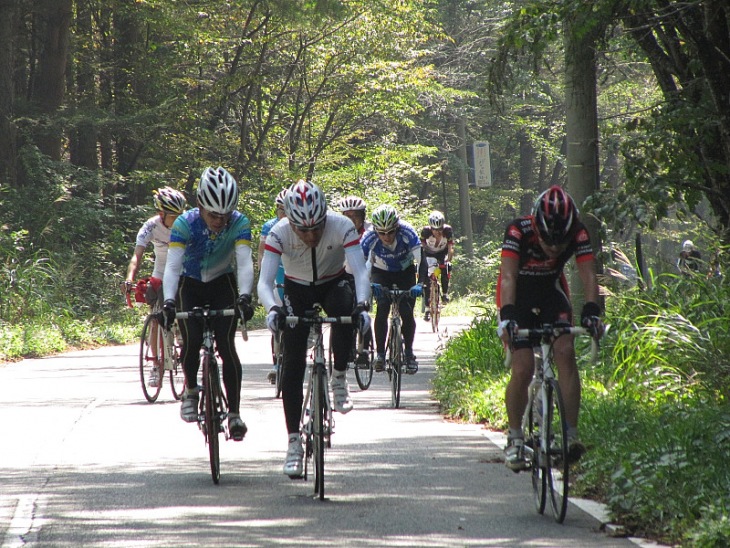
197, 167, 239, 214
275, 188, 289, 208
153, 187, 187, 214
284, 179, 327, 228
428, 210, 445, 229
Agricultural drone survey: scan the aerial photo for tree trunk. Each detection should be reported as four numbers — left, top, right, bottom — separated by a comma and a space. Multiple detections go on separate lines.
69, 0, 97, 169
30, 0, 72, 161
564, 12, 603, 307
0, 0, 17, 185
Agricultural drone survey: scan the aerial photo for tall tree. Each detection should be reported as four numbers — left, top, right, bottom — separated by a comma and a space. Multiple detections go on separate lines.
0, 0, 17, 185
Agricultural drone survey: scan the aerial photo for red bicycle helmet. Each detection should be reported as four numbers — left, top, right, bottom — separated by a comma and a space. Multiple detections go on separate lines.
533, 185, 578, 245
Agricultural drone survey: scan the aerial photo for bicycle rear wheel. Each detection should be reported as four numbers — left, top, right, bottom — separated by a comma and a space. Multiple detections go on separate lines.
546, 379, 569, 523
527, 388, 547, 514
388, 326, 403, 409
313, 364, 327, 499
203, 354, 221, 485
139, 314, 163, 403
354, 328, 374, 390
429, 280, 440, 333
168, 324, 185, 400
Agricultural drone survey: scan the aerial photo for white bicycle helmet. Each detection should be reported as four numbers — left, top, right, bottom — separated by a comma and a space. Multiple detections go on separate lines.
275, 188, 289, 208
428, 210, 445, 229
284, 179, 327, 228
371, 204, 399, 232
153, 187, 187, 214
197, 167, 239, 214
338, 195, 366, 212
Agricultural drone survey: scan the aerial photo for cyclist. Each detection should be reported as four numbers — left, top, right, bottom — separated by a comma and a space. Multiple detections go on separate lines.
677, 239, 702, 276
124, 186, 187, 388
161, 166, 255, 442
258, 188, 288, 383
338, 195, 373, 366
419, 210, 454, 321
361, 204, 423, 374
257, 179, 371, 477
496, 185, 604, 472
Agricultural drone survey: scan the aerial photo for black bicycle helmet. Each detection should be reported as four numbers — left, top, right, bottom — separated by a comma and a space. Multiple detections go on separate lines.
532, 185, 578, 245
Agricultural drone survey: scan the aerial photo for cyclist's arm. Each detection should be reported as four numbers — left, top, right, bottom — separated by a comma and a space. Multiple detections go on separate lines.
498, 255, 519, 310
257, 238, 266, 269
125, 244, 146, 283
162, 244, 184, 301
345, 245, 372, 304
235, 243, 254, 296
576, 256, 600, 304
257, 250, 280, 312
446, 240, 454, 263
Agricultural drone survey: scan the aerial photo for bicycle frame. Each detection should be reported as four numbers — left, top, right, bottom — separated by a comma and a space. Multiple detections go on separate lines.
381, 287, 412, 409
285, 305, 352, 500
175, 306, 236, 484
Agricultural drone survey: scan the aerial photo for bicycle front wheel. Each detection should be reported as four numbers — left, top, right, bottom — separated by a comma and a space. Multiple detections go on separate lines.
354, 329, 374, 390
139, 314, 163, 403
527, 388, 547, 515
313, 365, 327, 499
546, 379, 569, 523
168, 324, 185, 400
203, 354, 221, 485
388, 326, 403, 409
430, 281, 440, 333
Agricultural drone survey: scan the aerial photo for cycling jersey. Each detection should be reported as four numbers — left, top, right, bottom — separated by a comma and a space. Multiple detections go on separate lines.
496, 215, 594, 331
344, 218, 372, 274
260, 216, 280, 241
258, 212, 370, 311
361, 219, 422, 272
420, 225, 454, 259
265, 212, 358, 285
135, 215, 171, 279
163, 208, 253, 300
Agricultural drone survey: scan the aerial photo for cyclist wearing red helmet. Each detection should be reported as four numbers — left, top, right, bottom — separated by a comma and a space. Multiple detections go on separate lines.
496, 185, 604, 472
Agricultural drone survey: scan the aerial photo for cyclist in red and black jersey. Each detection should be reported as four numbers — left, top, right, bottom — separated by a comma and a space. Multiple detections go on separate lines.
496, 185, 604, 472
419, 210, 454, 320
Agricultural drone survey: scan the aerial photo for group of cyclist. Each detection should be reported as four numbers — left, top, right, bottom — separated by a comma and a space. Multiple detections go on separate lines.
125, 167, 604, 477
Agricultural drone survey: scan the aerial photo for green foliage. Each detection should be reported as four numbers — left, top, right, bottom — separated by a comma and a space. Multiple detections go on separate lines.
432, 310, 508, 425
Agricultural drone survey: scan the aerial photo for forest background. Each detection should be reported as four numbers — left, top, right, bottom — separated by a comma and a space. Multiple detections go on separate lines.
1, 1, 729, 546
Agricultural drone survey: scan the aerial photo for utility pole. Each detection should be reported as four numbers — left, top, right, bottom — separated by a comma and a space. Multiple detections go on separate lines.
456, 117, 474, 258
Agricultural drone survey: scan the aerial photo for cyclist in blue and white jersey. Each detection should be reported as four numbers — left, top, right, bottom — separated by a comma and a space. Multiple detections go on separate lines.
257, 180, 371, 478
258, 188, 288, 383
360, 204, 424, 374
124, 186, 187, 387
161, 167, 255, 442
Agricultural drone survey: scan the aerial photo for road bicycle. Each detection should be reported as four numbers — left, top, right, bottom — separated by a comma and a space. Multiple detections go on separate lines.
381, 286, 414, 409
425, 257, 442, 333
173, 305, 241, 485
286, 305, 352, 500
126, 279, 185, 403
269, 282, 286, 398
506, 324, 598, 523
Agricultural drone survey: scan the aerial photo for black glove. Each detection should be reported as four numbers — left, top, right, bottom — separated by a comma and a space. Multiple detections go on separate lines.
236, 293, 254, 322
499, 304, 518, 323
161, 299, 176, 330
580, 301, 604, 337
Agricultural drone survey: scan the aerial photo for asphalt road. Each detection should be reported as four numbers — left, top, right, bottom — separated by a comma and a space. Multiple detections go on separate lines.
0, 316, 639, 547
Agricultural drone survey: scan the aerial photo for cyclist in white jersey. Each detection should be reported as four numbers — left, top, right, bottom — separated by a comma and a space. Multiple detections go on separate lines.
258, 179, 371, 478
360, 204, 424, 373
124, 187, 187, 387
162, 167, 255, 442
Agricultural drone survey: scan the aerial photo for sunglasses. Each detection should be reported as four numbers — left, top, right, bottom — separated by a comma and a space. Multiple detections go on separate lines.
377, 229, 396, 236
295, 223, 324, 233
204, 209, 231, 222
